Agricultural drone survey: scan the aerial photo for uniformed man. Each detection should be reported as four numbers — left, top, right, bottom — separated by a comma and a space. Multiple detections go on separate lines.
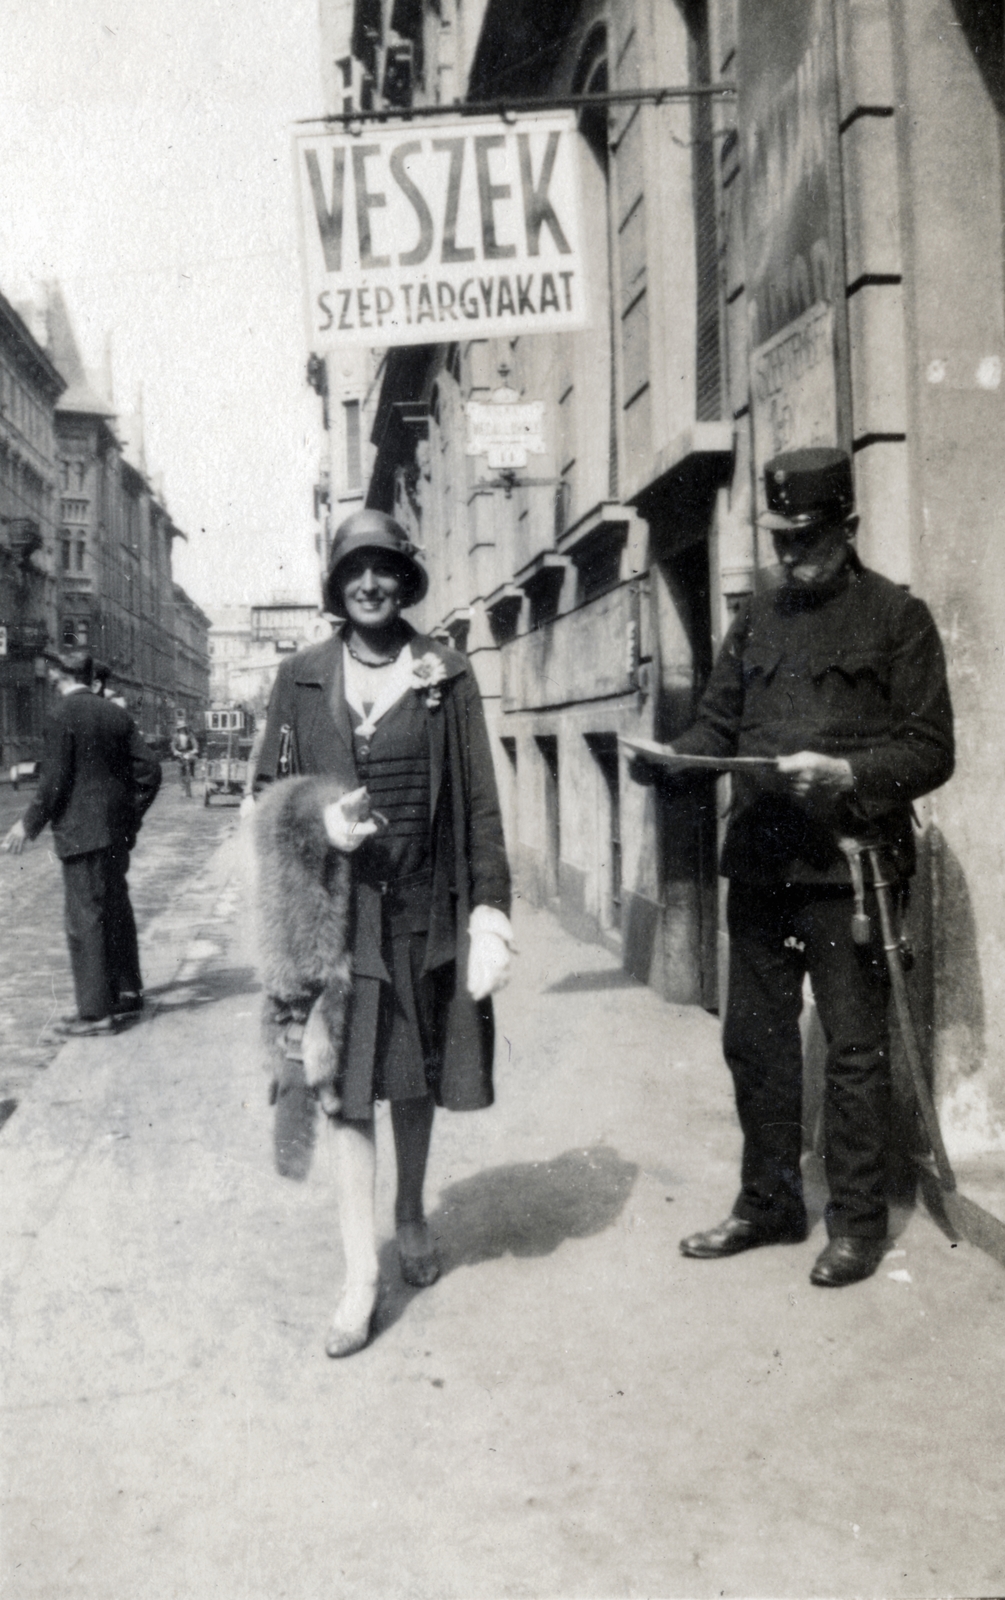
634, 447, 954, 1287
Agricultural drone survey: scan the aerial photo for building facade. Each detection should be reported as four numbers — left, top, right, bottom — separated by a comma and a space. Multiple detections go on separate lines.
316, 0, 1005, 1156
173, 584, 212, 728
208, 601, 330, 721
0, 293, 65, 768
45, 287, 209, 741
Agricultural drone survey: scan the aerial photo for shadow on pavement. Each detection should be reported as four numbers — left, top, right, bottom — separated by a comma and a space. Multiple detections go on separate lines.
147, 966, 261, 1011
374, 1145, 639, 1337
545, 969, 644, 993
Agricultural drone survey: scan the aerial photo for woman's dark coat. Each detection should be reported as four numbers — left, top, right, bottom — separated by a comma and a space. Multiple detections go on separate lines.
255, 626, 510, 1109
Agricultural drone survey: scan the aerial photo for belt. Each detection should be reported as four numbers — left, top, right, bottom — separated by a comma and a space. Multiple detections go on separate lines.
354, 868, 433, 978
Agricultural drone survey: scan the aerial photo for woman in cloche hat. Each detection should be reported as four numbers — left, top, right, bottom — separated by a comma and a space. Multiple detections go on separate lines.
251, 508, 514, 1357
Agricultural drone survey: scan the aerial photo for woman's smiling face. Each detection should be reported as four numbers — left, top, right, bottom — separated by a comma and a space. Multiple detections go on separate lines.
337, 552, 406, 630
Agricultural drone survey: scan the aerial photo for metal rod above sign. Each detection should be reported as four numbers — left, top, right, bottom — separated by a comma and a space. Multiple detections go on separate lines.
296, 84, 737, 128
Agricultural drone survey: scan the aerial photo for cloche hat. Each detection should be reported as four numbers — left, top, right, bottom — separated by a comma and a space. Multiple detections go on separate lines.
322, 508, 428, 612
759, 447, 856, 532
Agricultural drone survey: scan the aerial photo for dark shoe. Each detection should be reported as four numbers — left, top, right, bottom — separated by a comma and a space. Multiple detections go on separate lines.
810, 1236, 887, 1287
61, 1016, 116, 1038
399, 1248, 441, 1288
680, 1214, 807, 1259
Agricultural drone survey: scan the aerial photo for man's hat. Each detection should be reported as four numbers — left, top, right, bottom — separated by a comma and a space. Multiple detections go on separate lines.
322, 509, 428, 613
759, 447, 855, 532
44, 648, 93, 681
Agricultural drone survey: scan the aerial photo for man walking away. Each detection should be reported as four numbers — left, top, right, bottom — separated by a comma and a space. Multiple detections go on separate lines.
1, 649, 162, 1036
631, 448, 954, 1288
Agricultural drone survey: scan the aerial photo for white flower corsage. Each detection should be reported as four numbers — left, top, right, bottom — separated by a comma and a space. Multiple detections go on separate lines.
409, 651, 448, 709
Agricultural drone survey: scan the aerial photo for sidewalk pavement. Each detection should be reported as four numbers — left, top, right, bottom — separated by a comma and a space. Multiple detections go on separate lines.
2, 824, 1004, 1600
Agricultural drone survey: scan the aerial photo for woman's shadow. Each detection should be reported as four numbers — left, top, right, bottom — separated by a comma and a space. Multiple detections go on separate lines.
374, 1145, 639, 1336
269, 1074, 639, 1340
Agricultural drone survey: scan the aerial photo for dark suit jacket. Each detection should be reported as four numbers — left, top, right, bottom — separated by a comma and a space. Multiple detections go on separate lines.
255, 626, 511, 1109
23, 689, 162, 860
673, 561, 954, 884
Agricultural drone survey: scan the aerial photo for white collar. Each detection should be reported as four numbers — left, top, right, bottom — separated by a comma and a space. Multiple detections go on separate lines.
342, 642, 415, 739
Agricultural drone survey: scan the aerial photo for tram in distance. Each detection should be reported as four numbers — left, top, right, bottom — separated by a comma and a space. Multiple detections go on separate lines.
200, 704, 256, 806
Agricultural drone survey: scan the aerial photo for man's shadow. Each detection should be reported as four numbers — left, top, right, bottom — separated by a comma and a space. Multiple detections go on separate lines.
145, 967, 261, 1011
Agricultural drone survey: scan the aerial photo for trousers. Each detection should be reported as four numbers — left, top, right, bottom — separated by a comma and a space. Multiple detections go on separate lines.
724, 879, 893, 1240
62, 844, 141, 1020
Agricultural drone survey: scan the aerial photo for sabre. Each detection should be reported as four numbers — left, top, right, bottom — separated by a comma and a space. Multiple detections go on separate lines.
864, 846, 1005, 1268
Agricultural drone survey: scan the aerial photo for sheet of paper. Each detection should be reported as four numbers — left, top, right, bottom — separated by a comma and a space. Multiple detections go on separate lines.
619, 737, 779, 774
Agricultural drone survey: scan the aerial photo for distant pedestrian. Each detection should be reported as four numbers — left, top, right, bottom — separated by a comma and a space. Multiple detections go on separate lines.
93, 661, 128, 709
252, 509, 513, 1357
170, 722, 198, 798
1, 648, 162, 1036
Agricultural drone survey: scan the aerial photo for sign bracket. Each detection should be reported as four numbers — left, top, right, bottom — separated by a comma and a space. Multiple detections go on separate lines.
297, 84, 736, 128
484, 472, 560, 500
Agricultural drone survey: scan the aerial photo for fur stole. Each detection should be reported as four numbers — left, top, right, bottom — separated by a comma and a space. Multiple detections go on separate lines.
253, 776, 353, 1093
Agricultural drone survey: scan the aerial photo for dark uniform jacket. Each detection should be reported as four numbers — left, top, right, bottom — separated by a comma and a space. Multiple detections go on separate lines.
23, 690, 162, 860
254, 627, 511, 1108
673, 560, 954, 884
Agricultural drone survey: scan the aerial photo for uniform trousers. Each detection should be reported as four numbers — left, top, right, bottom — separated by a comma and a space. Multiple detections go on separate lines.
62, 844, 141, 1020
724, 879, 893, 1241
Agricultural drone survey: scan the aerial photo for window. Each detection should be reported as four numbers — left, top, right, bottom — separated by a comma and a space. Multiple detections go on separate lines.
61, 541, 71, 571
76, 541, 85, 572
536, 735, 560, 902
62, 620, 77, 646
344, 399, 362, 491
586, 734, 622, 929
14, 684, 32, 737
76, 619, 89, 646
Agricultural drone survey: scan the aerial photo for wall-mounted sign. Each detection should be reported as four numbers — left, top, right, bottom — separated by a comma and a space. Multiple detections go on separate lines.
739, 0, 846, 496
465, 385, 545, 470
294, 113, 588, 349
750, 301, 836, 461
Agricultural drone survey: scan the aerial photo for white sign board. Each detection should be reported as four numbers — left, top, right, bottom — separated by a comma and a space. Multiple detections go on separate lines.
465, 386, 545, 469
750, 301, 837, 497
294, 113, 588, 349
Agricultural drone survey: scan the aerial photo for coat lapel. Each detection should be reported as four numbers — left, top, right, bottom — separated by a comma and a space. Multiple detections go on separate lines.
408, 633, 465, 827
294, 634, 356, 777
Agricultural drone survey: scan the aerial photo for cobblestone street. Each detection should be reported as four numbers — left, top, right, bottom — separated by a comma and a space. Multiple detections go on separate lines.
0, 775, 236, 1110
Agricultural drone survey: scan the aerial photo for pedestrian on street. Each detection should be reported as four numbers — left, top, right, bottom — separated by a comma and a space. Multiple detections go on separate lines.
632, 447, 954, 1288
170, 721, 198, 798
1, 648, 162, 1036
252, 509, 514, 1356
92, 660, 128, 709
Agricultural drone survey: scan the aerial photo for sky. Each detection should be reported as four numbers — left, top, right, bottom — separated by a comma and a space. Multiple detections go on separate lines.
0, 0, 328, 612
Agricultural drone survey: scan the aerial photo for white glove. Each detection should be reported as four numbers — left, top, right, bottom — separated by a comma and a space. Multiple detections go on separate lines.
466, 905, 516, 1001
323, 786, 380, 853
